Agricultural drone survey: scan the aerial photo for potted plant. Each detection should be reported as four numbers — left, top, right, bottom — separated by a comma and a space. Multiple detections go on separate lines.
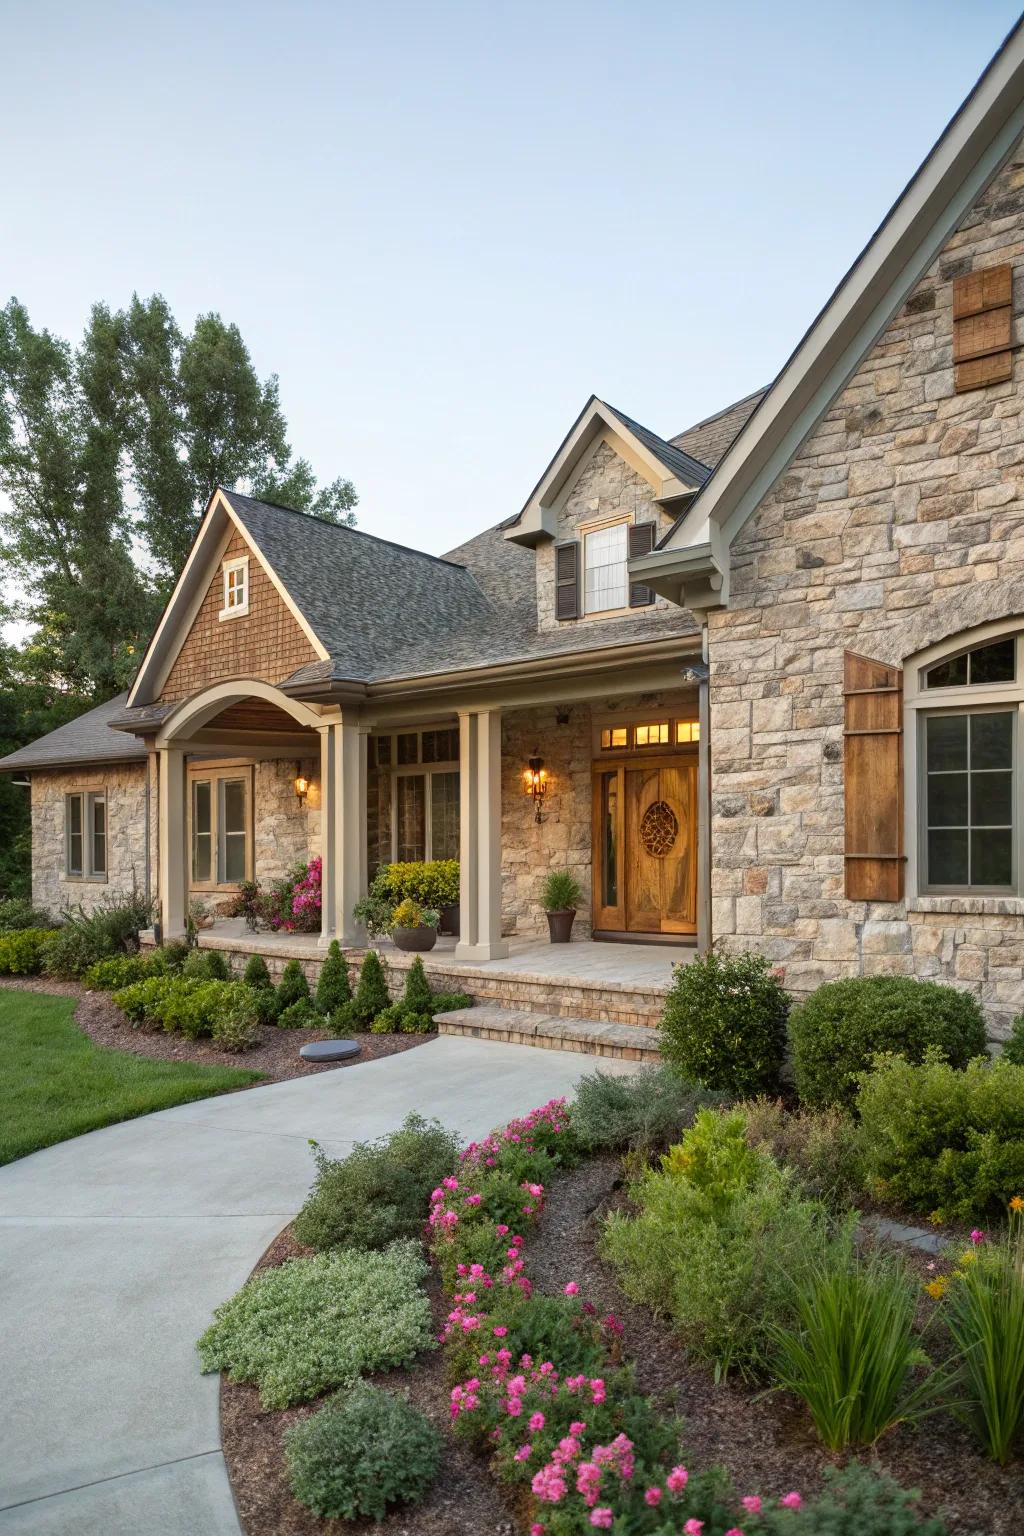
541, 871, 582, 944
390, 898, 440, 953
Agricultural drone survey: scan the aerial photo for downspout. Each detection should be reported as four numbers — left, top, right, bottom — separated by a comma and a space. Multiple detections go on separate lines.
696, 623, 712, 954
143, 752, 152, 904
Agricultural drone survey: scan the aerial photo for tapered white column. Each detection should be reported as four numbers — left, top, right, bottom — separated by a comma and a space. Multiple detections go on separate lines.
319, 716, 367, 947
455, 709, 508, 962
157, 746, 187, 940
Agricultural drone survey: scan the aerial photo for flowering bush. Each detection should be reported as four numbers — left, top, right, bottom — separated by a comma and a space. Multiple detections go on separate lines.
231, 859, 323, 933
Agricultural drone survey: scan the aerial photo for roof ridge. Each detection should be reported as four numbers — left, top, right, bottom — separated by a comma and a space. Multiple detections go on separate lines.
220, 487, 468, 571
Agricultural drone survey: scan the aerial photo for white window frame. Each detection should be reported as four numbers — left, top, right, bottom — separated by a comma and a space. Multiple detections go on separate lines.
219, 555, 250, 620
904, 622, 1024, 900
579, 514, 632, 618
64, 790, 107, 881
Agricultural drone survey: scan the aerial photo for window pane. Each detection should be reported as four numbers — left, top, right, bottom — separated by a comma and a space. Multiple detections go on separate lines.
929, 773, 968, 826
192, 781, 211, 883
375, 735, 392, 767
422, 727, 458, 764
397, 732, 418, 765
220, 779, 247, 884
91, 796, 106, 876
430, 772, 460, 860
968, 638, 1015, 684
926, 715, 967, 771
67, 795, 83, 876
970, 711, 1013, 770
222, 779, 246, 835
928, 828, 969, 885
602, 772, 618, 907
224, 833, 246, 883
926, 653, 968, 689
676, 721, 700, 743
600, 726, 628, 750
972, 828, 1013, 886
396, 775, 426, 861
635, 722, 669, 747
584, 523, 628, 613
971, 770, 1013, 827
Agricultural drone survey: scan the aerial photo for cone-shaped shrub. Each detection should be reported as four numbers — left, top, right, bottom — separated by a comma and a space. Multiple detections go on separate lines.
352, 951, 389, 1024
317, 941, 352, 1015
402, 956, 433, 1013
243, 954, 273, 991
277, 958, 311, 1012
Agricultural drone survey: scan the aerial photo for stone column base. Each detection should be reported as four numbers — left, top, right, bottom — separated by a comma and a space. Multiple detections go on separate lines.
454, 939, 509, 963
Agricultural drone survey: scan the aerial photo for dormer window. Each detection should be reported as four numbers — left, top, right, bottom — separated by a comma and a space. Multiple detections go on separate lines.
220, 556, 249, 619
555, 517, 657, 621
583, 519, 630, 614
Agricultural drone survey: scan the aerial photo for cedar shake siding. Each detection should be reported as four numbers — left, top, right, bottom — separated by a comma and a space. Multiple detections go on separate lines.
159, 528, 317, 702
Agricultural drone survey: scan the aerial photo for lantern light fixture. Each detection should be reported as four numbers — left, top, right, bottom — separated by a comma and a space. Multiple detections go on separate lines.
294, 773, 310, 806
523, 751, 547, 822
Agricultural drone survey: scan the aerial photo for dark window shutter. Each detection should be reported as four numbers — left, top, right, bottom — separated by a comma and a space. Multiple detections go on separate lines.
628, 521, 656, 607
554, 540, 580, 620
843, 650, 904, 901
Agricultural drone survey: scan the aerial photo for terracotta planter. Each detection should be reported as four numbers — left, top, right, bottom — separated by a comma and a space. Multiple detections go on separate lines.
545, 908, 576, 944
439, 902, 460, 938
393, 924, 438, 953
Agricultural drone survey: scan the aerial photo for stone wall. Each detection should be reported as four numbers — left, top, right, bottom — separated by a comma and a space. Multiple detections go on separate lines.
250, 756, 321, 887
707, 132, 1024, 1036
30, 763, 150, 917
535, 438, 677, 631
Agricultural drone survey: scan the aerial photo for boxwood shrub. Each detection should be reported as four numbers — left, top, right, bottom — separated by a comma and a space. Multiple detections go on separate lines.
285, 1384, 441, 1520
0, 927, 60, 975
369, 859, 459, 910
789, 974, 987, 1109
658, 950, 788, 1096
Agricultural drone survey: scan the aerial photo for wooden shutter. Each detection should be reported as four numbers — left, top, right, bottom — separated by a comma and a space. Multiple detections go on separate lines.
953, 263, 1014, 392
628, 521, 656, 607
843, 651, 904, 901
554, 540, 580, 620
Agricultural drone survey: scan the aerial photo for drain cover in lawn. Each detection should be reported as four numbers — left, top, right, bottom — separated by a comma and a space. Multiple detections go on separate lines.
299, 1039, 362, 1062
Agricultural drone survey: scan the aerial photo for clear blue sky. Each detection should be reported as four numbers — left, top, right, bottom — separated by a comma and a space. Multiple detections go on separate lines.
4, 0, 1022, 559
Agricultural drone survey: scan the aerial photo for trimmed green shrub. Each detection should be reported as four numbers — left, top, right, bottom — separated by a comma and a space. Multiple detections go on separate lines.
40, 891, 154, 978
350, 949, 389, 1024
0, 928, 60, 975
369, 859, 459, 910
242, 953, 272, 991
789, 974, 987, 1109
277, 998, 319, 1029
658, 949, 788, 1096
82, 954, 150, 991
740, 1097, 866, 1211
182, 948, 230, 982
771, 1249, 946, 1449
857, 1050, 1024, 1222
1003, 1012, 1024, 1065
753, 1463, 949, 1535
0, 897, 53, 932
285, 1383, 441, 1520
196, 1239, 433, 1408
294, 1113, 461, 1252
112, 975, 176, 1026
146, 940, 190, 976
210, 985, 261, 1052
276, 958, 310, 1012
315, 940, 351, 1015
573, 1065, 724, 1154
367, 956, 469, 1033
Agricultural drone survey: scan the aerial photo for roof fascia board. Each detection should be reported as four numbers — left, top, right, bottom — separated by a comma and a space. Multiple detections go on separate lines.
664, 24, 1024, 559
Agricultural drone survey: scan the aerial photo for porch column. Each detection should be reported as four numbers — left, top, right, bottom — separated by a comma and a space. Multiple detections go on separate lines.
455, 708, 508, 962
157, 745, 187, 941
320, 716, 367, 947
318, 724, 336, 947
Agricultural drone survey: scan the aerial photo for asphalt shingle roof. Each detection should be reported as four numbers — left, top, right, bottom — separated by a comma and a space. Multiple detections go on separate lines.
669, 388, 767, 468
601, 403, 712, 487
0, 693, 145, 772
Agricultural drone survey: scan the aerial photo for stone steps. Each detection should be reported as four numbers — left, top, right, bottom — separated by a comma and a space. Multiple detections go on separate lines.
434, 1004, 661, 1062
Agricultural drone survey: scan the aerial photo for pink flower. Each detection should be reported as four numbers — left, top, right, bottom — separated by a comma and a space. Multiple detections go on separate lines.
780, 1492, 802, 1510
684, 1522, 704, 1536
564, 1281, 579, 1296
531, 1463, 567, 1503
971, 1229, 986, 1245
529, 1411, 546, 1431
493, 1326, 508, 1337
645, 1486, 662, 1506
570, 1420, 587, 1435
667, 1465, 689, 1493
742, 1496, 763, 1514
496, 1223, 509, 1236
590, 1511, 613, 1529
725, 1529, 746, 1536
514, 1444, 533, 1462
530, 1526, 545, 1536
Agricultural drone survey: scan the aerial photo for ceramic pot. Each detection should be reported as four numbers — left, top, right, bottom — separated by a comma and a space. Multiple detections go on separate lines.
393, 924, 438, 953
545, 909, 576, 944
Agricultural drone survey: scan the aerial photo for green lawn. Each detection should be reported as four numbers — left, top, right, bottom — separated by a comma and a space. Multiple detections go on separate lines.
0, 990, 265, 1165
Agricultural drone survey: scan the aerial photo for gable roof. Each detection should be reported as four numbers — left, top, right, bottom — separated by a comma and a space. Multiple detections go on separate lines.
601, 403, 712, 485
0, 693, 145, 772
632, 16, 1024, 608
669, 389, 767, 468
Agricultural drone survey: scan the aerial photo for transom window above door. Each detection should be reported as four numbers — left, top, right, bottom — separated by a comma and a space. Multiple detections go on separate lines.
189, 768, 252, 888
598, 717, 699, 753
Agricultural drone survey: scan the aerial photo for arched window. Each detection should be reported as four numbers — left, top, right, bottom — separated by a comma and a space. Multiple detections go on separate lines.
907, 627, 1023, 895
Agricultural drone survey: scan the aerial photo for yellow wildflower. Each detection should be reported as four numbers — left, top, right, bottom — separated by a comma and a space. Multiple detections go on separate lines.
1010, 1195, 1024, 1213
924, 1277, 949, 1300
928, 1211, 944, 1226
957, 1248, 978, 1268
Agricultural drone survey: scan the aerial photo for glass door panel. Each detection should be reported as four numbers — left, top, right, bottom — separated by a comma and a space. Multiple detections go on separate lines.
396, 774, 426, 861
192, 780, 212, 882
430, 772, 459, 860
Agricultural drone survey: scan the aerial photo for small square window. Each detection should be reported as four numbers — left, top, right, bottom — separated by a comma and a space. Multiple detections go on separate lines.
600, 727, 629, 750
676, 721, 700, 744
635, 722, 669, 748
220, 557, 250, 618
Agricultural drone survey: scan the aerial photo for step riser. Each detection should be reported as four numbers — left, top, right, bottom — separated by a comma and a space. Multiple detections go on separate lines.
414, 969, 664, 1026
438, 1018, 661, 1062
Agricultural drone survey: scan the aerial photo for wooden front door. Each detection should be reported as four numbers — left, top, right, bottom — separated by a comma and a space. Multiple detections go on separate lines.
592, 754, 698, 935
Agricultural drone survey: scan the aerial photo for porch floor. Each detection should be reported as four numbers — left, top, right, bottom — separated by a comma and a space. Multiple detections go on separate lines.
196, 917, 693, 992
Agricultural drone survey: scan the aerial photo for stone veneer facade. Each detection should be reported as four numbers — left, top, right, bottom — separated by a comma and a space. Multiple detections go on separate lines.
707, 133, 1024, 1036
31, 763, 151, 916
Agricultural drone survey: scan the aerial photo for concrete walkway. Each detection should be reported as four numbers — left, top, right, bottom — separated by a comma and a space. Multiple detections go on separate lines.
0, 1037, 634, 1535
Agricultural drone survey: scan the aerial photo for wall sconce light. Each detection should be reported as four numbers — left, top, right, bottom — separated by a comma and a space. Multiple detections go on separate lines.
523, 751, 547, 823
294, 773, 309, 806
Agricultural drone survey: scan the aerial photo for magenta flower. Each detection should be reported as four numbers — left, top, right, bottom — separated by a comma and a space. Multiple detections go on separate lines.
741, 1495, 763, 1513
514, 1443, 533, 1462
666, 1465, 689, 1493
684, 1521, 704, 1535
589, 1510, 613, 1529
780, 1492, 802, 1509
564, 1281, 579, 1296
529, 1411, 546, 1431
971, 1229, 986, 1244
644, 1486, 662, 1506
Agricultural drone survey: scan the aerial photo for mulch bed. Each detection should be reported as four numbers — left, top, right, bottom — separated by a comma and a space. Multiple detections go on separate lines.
0, 977, 430, 1082
220, 1157, 1023, 1536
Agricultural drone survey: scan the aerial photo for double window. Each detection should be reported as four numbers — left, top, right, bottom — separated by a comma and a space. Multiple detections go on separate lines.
370, 728, 459, 863
65, 791, 106, 879
917, 635, 1021, 894
190, 770, 251, 888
